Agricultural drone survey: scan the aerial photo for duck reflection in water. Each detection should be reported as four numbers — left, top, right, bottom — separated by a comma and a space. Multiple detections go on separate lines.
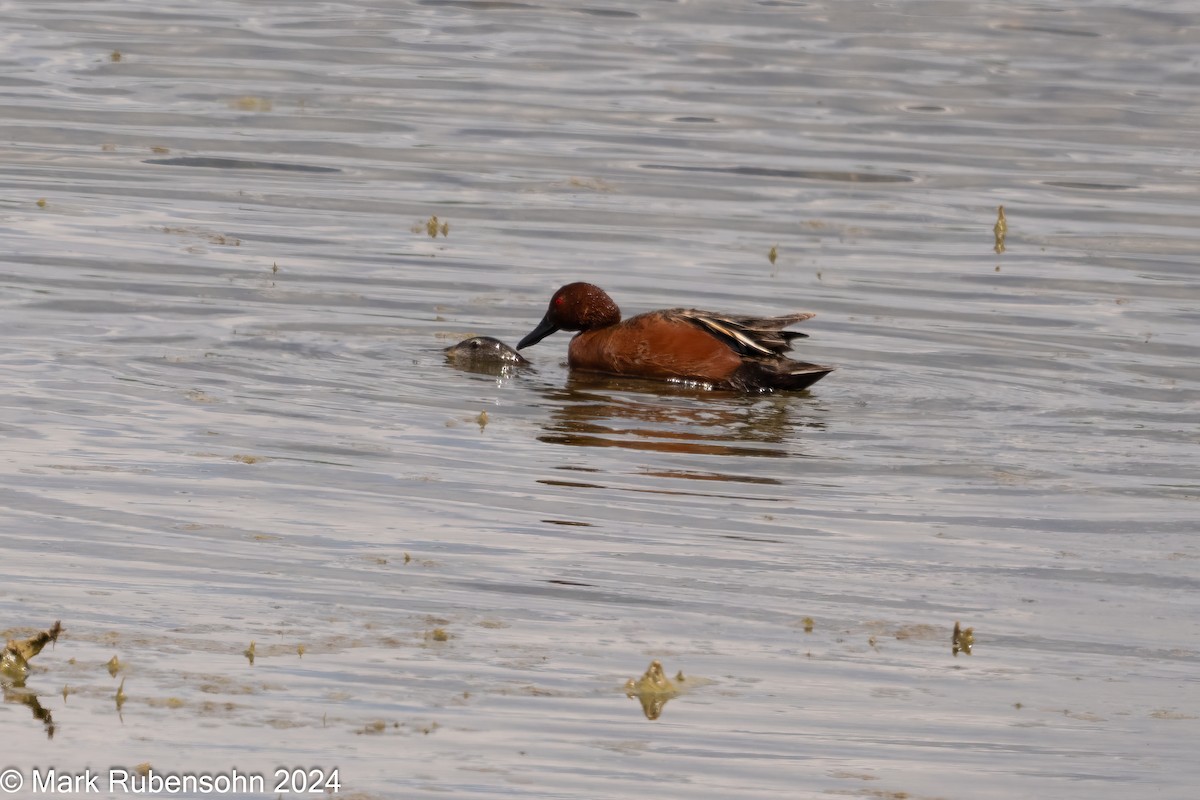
535, 372, 826, 464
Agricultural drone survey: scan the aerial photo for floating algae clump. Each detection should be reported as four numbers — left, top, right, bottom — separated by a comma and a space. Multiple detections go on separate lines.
2, 621, 63, 685
952, 621, 975, 656
624, 660, 687, 720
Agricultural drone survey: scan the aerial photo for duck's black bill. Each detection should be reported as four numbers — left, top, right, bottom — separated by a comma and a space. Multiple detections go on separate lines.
517, 313, 559, 350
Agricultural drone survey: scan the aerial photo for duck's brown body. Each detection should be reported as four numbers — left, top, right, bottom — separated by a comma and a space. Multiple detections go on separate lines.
518, 283, 833, 392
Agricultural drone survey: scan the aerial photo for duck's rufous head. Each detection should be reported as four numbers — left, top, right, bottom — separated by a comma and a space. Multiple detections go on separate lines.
517, 282, 621, 349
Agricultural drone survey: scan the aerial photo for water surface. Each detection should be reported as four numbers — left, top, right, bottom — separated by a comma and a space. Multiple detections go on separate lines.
2, 1, 1198, 798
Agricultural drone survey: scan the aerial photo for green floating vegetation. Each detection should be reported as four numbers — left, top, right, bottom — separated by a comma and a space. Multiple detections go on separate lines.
952, 621, 974, 656
993, 205, 1007, 254
2, 620, 63, 685
361, 720, 388, 735
1, 623, 61, 737
624, 660, 687, 721
414, 215, 450, 238
229, 96, 272, 112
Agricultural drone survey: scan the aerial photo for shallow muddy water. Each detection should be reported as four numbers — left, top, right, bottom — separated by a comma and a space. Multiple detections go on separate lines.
2, 1, 1198, 798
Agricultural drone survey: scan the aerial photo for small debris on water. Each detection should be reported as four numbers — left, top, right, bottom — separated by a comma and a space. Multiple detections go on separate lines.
414, 215, 451, 238
230, 96, 272, 112
624, 660, 685, 721
952, 621, 974, 656
2, 620, 63, 684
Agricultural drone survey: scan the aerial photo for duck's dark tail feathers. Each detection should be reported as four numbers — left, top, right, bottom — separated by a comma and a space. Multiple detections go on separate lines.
731, 360, 835, 392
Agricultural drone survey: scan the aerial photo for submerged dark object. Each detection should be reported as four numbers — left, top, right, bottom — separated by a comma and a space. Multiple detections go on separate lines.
444, 336, 530, 374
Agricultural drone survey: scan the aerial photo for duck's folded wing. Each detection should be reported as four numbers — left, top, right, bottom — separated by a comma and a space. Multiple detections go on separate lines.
674, 310, 816, 357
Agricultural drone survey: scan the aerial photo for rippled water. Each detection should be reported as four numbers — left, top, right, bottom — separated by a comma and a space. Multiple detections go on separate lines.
2, 1, 1198, 798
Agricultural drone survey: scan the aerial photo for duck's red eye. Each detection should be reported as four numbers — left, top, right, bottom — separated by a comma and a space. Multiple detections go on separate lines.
554, 296, 564, 306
